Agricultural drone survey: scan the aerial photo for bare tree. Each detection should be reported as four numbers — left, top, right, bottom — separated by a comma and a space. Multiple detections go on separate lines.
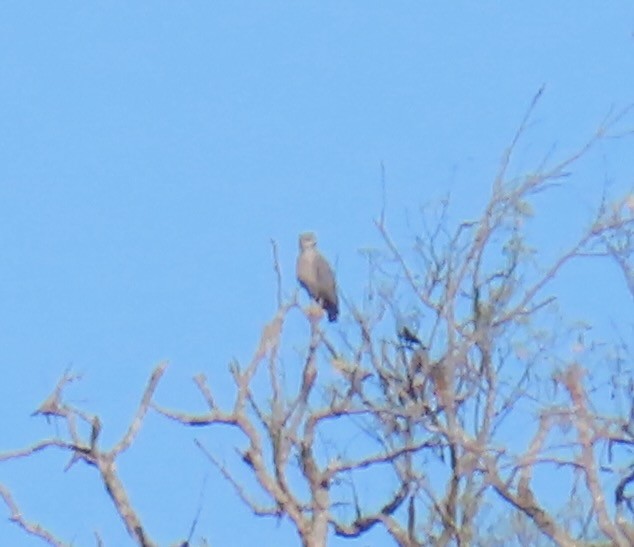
1, 92, 632, 546
350, 93, 634, 546
154, 93, 634, 546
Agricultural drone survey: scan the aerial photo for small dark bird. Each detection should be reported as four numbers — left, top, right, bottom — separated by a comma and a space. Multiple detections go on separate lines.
296, 232, 339, 322
398, 325, 423, 346
396, 310, 423, 347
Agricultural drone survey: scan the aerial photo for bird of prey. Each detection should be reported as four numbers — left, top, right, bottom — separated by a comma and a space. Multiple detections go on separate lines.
296, 232, 339, 322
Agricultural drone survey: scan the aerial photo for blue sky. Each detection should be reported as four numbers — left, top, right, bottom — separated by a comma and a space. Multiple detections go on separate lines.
0, 3, 632, 546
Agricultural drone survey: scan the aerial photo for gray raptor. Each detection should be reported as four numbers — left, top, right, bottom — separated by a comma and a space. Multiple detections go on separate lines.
296, 232, 339, 322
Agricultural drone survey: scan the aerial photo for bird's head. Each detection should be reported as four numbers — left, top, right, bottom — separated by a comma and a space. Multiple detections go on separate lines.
299, 232, 317, 251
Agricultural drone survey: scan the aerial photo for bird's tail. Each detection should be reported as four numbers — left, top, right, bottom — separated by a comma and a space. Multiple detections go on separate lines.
327, 307, 338, 322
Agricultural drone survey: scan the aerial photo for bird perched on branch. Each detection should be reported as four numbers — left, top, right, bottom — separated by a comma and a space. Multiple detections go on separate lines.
296, 232, 339, 322
396, 309, 423, 347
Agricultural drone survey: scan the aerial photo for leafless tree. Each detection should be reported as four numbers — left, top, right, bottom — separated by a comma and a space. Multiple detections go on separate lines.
1, 92, 632, 546
154, 91, 634, 546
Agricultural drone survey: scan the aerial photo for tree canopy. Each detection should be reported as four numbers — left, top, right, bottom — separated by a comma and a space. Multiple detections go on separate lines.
2, 95, 634, 547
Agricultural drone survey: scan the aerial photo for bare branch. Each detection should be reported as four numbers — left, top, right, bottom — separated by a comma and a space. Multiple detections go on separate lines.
0, 484, 68, 547
112, 362, 168, 455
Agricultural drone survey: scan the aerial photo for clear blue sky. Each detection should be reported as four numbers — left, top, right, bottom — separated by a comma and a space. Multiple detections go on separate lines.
0, 3, 632, 546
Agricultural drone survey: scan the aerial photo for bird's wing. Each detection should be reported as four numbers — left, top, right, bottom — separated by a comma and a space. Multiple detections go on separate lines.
315, 252, 336, 294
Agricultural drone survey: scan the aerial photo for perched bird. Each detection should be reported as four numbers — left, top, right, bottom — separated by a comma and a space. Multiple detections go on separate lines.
296, 232, 339, 322
398, 325, 423, 347
396, 309, 423, 347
